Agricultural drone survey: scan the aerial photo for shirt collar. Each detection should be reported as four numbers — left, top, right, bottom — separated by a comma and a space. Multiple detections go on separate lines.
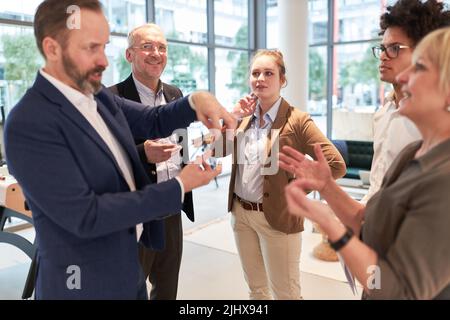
385, 91, 396, 102
384, 91, 399, 112
39, 68, 95, 108
132, 75, 164, 99
415, 138, 450, 172
254, 97, 282, 127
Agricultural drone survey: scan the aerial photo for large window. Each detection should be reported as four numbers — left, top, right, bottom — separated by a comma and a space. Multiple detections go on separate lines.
266, 0, 403, 141
266, 0, 278, 49
0, 0, 257, 167
102, 0, 146, 34
215, 48, 249, 108
0, 25, 41, 116
308, 0, 328, 134
308, 45, 327, 132
330, 1, 383, 141
335, 0, 380, 42
0, 0, 256, 110
334, 42, 379, 141
0, 1, 41, 22
214, 0, 250, 108
308, 0, 328, 45
162, 43, 209, 94
104, 36, 130, 86
269, 0, 450, 141
155, 0, 208, 44
154, 0, 252, 105
214, 0, 249, 48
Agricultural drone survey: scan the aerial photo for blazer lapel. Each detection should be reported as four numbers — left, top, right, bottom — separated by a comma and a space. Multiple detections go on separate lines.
34, 73, 121, 166
238, 116, 253, 133
120, 75, 142, 102
95, 97, 141, 168
34, 73, 138, 183
162, 83, 180, 103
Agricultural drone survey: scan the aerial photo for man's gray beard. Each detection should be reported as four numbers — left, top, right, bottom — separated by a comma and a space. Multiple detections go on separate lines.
62, 53, 103, 95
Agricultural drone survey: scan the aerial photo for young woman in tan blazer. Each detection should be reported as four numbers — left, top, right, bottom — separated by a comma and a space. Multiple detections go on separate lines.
222, 50, 346, 299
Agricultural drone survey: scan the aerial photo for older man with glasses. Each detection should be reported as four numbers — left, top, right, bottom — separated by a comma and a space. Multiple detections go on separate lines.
361, 0, 450, 203
109, 23, 195, 300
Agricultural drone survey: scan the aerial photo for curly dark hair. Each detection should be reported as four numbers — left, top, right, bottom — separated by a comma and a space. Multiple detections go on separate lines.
379, 0, 450, 46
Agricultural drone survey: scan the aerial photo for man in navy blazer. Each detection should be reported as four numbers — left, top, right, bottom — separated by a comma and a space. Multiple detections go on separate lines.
4, 0, 235, 299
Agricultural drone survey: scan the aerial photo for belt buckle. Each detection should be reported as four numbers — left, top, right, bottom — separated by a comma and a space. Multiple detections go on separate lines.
238, 197, 253, 211
235, 195, 260, 212
246, 200, 258, 211
242, 199, 253, 210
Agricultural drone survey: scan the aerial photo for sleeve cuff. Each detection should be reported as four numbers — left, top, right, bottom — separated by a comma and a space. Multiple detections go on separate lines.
188, 94, 196, 111
175, 176, 185, 203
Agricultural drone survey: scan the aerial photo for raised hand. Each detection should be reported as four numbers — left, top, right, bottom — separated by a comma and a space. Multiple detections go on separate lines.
177, 157, 222, 193
279, 144, 333, 193
190, 91, 237, 131
231, 93, 257, 119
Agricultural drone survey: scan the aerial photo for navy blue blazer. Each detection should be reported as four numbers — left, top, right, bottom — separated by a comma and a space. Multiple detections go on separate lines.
4, 73, 197, 299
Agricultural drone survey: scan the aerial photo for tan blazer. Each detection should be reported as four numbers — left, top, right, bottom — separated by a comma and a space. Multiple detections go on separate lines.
225, 98, 346, 234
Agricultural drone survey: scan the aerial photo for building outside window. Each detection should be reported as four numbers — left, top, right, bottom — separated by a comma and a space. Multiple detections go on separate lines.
266, 0, 450, 141
3, 0, 449, 163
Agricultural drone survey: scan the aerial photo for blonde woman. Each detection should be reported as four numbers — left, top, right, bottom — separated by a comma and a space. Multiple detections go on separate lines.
281, 27, 450, 299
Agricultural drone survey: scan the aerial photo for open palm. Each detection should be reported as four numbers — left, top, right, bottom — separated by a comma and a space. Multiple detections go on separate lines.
279, 144, 332, 193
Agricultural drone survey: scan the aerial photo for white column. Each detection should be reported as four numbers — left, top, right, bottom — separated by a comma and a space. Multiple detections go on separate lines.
278, 0, 309, 111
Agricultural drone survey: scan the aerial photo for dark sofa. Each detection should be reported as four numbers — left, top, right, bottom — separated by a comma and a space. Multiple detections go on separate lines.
332, 140, 374, 179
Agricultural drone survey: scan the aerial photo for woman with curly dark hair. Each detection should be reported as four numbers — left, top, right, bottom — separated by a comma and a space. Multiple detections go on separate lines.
362, 0, 450, 203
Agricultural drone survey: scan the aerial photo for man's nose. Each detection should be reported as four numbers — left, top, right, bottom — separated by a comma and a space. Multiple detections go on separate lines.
380, 49, 389, 61
98, 50, 109, 68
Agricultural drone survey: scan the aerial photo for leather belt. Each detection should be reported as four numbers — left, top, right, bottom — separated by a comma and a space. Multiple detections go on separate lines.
234, 194, 263, 212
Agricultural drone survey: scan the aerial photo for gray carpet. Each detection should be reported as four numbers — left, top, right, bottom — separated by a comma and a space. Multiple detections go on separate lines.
0, 262, 32, 300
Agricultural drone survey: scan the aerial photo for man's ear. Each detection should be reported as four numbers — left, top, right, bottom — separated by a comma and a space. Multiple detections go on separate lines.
125, 48, 133, 63
42, 37, 61, 62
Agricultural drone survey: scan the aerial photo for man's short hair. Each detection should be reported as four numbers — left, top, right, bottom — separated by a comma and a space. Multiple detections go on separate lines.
379, 0, 450, 46
34, 0, 103, 57
127, 23, 166, 48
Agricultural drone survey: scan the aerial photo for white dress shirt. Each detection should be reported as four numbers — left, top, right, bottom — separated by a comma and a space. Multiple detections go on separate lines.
234, 97, 282, 203
362, 91, 421, 203
40, 69, 144, 239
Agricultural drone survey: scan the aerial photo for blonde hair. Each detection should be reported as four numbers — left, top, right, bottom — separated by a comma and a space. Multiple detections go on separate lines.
127, 23, 166, 48
250, 49, 287, 86
413, 27, 450, 94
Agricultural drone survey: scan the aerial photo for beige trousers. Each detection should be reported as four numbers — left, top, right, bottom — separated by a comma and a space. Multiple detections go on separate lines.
231, 199, 302, 300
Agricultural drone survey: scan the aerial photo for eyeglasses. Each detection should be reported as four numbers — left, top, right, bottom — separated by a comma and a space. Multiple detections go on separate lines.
371, 44, 410, 59
130, 42, 167, 53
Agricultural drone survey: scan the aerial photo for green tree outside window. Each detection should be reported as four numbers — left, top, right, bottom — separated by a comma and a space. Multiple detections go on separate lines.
1, 33, 42, 106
